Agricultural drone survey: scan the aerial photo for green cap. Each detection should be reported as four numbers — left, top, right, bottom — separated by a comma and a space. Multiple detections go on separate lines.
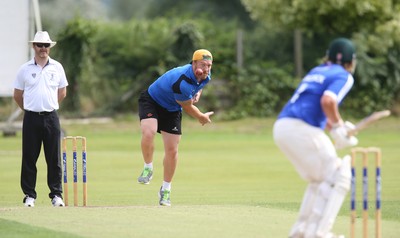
327, 38, 355, 64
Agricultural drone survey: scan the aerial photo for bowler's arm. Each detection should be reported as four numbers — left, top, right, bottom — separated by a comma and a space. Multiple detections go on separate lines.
192, 89, 202, 103
177, 99, 213, 125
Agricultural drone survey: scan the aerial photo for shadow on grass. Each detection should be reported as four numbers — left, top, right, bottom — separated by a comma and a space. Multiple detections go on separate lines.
0, 218, 83, 238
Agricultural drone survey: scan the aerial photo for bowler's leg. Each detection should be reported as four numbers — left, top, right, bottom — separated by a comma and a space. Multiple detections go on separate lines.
161, 132, 181, 183
140, 118, 158, 164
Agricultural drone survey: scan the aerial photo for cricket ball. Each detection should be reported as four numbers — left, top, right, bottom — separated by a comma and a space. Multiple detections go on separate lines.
195, 69, 203, 77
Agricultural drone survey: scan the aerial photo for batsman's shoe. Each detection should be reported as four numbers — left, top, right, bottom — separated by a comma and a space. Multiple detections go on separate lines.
23, 195, 35, 207
324, 233, 345, 238
51, 195, 65, 207
137, 167, 153, 184
158, 187, 171, 206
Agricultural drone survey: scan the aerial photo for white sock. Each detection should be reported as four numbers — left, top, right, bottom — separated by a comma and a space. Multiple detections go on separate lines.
162, 181, 171, 191
144, 162, 153, 170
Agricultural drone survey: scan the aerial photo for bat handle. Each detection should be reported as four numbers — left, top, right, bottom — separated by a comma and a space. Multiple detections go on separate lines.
347, 129, 357, 137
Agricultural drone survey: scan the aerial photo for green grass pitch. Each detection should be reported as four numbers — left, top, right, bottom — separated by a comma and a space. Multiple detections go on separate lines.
0, 116, 399, 237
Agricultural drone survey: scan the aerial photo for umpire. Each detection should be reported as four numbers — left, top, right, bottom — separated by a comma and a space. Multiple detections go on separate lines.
13, 31, 68, 207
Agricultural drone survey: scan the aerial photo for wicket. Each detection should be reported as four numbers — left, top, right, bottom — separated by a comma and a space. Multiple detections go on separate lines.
350, 147, 381, 238
62, 136, 87, 206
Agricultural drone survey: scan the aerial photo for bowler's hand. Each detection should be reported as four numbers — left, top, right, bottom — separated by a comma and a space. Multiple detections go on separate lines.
199, 111, 214, 125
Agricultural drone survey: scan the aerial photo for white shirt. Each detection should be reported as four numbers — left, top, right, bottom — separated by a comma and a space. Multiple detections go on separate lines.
14, 57, 68, 112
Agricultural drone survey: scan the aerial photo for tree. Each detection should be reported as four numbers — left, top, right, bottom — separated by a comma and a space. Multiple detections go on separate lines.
146, 0, 255, 28
242, 0, 400, 114
107, 0, 155, 20
242, 0, 393, 33
40, 0, 107, 34
54, 18, 96, 114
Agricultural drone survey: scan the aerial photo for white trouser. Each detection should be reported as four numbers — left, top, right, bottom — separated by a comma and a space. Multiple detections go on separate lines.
273, 118, 339, 182
273, 118, 348, 238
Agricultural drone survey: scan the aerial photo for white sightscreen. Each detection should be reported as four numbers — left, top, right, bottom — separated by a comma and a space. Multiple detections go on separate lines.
0, 0, 30, 97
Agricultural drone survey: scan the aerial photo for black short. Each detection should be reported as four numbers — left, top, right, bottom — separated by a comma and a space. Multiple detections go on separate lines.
138, 90, 182, 135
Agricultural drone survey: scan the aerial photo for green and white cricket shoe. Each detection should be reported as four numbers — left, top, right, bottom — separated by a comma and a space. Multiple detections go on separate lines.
137, 167, 153, 184
158, 187, 171, 206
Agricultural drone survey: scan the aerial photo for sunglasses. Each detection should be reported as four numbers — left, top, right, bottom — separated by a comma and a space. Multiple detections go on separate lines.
35, 43, 51, 48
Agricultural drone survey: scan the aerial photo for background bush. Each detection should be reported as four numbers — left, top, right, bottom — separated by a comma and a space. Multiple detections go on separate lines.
6, 0, 392, 121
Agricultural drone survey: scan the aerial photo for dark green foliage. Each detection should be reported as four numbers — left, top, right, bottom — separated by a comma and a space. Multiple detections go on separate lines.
146, 0, 255, 28
344, 41, 400, 116
54, 18, 96, 114
85, 19, 176, 114
170, 22, 203, 64
226, 62, 296, 119
47, 1, 399, 119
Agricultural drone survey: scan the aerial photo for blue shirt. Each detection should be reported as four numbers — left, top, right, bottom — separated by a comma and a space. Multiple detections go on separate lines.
278, 63, 354, 129
148, 64, 211, 112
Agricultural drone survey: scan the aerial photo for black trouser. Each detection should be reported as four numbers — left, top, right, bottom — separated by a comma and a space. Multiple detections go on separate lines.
21, 110, 63, 199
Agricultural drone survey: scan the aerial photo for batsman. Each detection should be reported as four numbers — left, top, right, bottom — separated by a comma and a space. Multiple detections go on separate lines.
273, 38, 358, 238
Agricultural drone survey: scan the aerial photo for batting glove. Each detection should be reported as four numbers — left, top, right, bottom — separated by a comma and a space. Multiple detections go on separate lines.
330, 121, 358, 150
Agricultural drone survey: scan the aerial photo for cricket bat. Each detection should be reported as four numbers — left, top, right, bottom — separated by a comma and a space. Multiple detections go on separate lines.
347, 110, 391, 136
